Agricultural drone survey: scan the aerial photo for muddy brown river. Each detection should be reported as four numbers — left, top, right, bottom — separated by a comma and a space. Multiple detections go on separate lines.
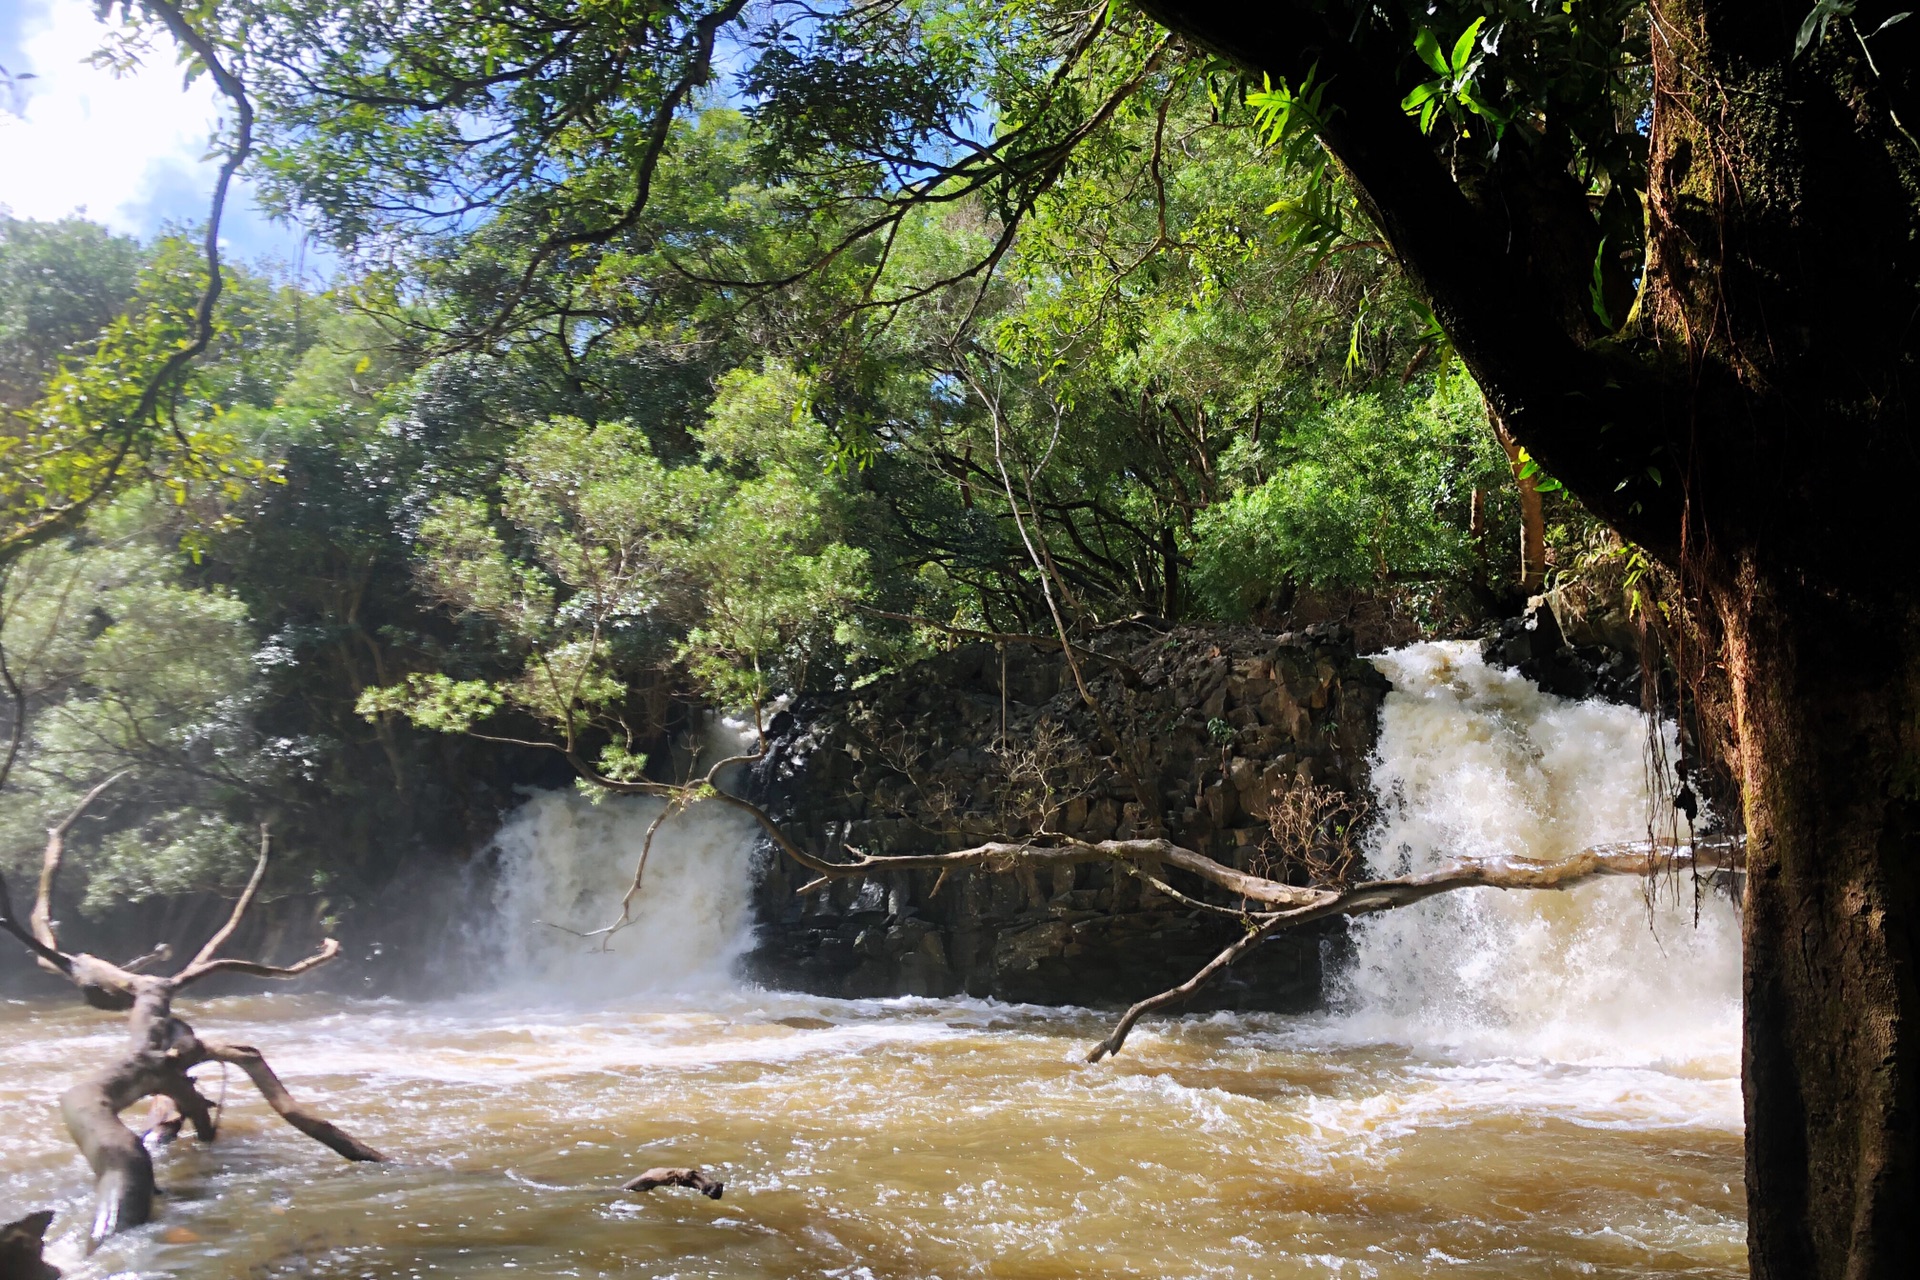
0, 643, 1748, 1277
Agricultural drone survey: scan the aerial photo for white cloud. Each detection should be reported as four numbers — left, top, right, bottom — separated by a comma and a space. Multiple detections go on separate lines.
0, 0, 313, 271
0, 0, 226, 229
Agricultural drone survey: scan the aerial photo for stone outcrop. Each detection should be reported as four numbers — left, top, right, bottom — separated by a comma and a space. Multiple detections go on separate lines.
1482, 598, 1642, 705
744, 623, 1389, 1009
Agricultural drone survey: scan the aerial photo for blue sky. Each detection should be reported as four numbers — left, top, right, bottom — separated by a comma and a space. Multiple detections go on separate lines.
0, 0, 320, 278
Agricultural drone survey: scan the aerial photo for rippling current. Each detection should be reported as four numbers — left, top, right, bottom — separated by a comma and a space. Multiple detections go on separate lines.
0, 644, 1747, 1277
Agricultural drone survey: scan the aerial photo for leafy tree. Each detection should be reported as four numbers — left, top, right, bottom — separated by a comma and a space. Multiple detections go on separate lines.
1190, 367, 1509, 612
0, 215, 144, 414
359, 412, 869, 787
0, 496, 270, 913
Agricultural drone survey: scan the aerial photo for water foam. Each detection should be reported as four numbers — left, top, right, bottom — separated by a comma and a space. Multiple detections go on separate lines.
486, 789, 761, 999
1332, 641, 1742, 1070
478, 712, 769, 999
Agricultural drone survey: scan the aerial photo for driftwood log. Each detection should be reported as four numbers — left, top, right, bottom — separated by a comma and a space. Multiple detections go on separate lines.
622, 1167, 724, 1199
0, 1211, 59, 1280
0, 797, 383, 1245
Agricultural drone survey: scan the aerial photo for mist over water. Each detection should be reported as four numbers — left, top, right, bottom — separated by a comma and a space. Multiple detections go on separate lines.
0, 649, 1748, 1278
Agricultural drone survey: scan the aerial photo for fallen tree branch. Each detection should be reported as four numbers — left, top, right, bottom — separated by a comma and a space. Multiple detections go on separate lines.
622, 1166, 724, 1198
30, 771, 129, 969
201, 1043, 386, 1163
0, 825, 382, 1244
1085, 835, 1746, 1062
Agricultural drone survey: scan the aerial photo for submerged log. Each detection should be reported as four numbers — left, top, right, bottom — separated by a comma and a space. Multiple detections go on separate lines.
0, 817, 384, 1244
622, 1167, 724, 1199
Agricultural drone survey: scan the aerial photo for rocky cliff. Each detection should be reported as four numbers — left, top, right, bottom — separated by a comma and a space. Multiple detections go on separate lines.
744, 623, 1390, 1009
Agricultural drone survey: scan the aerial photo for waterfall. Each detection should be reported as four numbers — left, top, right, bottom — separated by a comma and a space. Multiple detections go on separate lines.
1333, 641, 1742, 1068
485, 717, 764, 999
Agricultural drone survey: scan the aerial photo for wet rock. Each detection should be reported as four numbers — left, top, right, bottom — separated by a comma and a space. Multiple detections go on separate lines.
0, 1211, 59, 1280
1482, 600, 1641, 706
744, 624, 1389, 1012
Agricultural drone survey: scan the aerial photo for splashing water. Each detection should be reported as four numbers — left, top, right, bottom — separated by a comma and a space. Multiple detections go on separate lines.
1334, 641, 1743, 1071
486, 788, 762, 997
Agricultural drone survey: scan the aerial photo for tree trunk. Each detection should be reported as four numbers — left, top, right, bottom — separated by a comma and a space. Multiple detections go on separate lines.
1721, 577, 1920, 1278
1126, 3, 1920, 1271
1493, 420, 1545, 596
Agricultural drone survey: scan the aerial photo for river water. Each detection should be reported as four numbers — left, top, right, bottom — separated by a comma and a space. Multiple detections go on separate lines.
0, 643, 1747, 1277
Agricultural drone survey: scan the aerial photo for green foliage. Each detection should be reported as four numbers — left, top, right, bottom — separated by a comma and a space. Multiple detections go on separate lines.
0, 495, 279, 908
1190, 366, 1509, 614
1, 224, 301, 565
367, 411, 870, 763
1401, 17, 1507, 138
0, 215, 143, 412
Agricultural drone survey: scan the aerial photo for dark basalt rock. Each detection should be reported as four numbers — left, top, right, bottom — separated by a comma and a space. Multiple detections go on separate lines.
742, 624, 1389, 1011
0, 1211, 59, 1280
1482, 601, 1641, 706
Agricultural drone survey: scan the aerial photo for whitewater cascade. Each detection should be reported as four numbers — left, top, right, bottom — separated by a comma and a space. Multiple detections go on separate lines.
485, 717, 764, 997
1335, 641, 1743, 1066
476, 641, 1740, 1075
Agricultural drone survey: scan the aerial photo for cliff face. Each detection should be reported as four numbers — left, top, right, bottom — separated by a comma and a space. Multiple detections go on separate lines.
745, 623, 1390, 1009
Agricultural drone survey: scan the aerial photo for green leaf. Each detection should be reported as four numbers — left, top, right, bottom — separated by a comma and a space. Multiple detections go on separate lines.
1796, 1, 1856, 57
1414, 28, 1448, 76
1589, 236, 1615, 330
1450, 18, 1486, 74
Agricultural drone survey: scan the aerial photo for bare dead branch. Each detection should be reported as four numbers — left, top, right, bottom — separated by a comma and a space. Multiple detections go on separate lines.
1085, 835, 1747, 1061
0, 870, 74, 979
623, 1166, 724, 1198
171, 938, 342, 988
31, 771, 129, 958
201, 1042, 386, 1163
183, 824, 271, 972
1089, 914, 1285, 1062
119, 943, 173, 974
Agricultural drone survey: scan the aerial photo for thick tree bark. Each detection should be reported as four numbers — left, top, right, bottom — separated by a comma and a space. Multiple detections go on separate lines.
1723, 580, 1920, 1277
